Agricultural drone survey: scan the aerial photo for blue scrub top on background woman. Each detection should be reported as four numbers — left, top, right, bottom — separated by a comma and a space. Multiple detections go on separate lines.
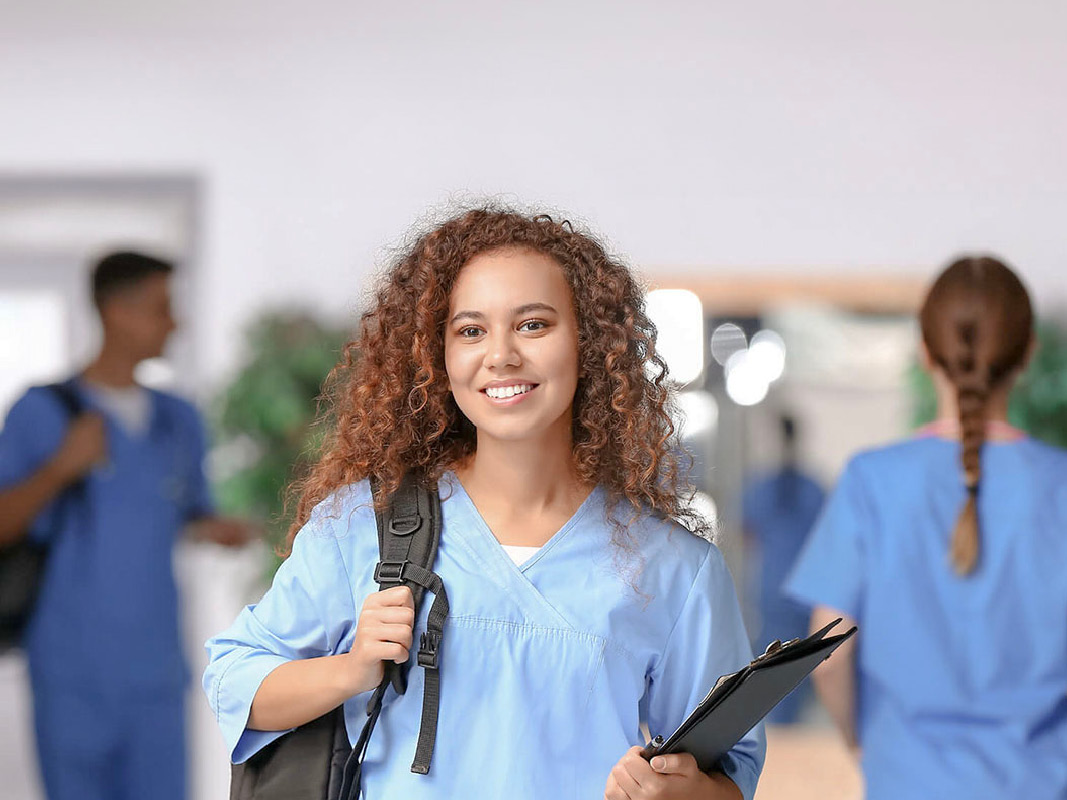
787, 428, 1067, 799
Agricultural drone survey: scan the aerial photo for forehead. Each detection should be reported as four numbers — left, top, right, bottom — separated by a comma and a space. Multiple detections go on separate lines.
449, 247, 572, 311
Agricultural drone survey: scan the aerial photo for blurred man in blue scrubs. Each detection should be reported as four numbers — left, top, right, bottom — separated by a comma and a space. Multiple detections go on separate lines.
741, 414, 825, 724
0, 251, 253, 800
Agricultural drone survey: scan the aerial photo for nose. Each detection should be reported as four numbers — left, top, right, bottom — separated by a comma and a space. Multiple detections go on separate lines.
483, 330, 521, 370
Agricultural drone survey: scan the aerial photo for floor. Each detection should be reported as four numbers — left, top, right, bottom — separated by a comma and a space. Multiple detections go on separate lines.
757, 724, 863, 800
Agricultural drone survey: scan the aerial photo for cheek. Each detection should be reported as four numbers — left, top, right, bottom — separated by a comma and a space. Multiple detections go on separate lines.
443, 344, 467, 392
552, 338, 581, 384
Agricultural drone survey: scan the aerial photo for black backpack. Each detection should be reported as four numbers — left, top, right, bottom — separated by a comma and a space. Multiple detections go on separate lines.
0, 381, 85, 653
230, 474, 449, 800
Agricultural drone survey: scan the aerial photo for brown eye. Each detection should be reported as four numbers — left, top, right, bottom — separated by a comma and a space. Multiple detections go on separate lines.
519, 320, 547, 333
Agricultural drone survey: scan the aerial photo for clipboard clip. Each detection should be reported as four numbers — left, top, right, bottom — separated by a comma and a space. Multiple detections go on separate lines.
639, 735, 665, 761
752, 636, 802, 665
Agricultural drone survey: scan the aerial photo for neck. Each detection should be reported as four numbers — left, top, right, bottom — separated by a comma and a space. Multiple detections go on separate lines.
457, 425, 587, 516
933, 382, 1011, 426
931, 371, 1015, 438
82, 342, 140, 388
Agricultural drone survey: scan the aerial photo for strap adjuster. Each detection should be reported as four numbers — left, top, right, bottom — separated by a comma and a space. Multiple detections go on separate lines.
374, 560, 408, 584
417, 631, 441, 669
389, 515, 420, 536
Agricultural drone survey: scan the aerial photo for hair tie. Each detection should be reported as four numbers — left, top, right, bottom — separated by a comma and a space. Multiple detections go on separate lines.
966, 482, 979, 497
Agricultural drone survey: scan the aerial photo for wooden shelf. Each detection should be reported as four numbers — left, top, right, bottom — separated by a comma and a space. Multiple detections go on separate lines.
644, 271, 928, 316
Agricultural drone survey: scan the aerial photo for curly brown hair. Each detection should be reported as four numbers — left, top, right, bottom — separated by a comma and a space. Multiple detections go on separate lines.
284, 206, 705, 554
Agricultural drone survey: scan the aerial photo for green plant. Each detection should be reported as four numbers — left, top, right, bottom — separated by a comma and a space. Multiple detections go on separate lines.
910, 319, 1067, 448
212, 311, 351, 573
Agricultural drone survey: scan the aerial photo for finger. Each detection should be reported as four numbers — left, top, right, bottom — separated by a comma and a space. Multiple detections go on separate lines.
366, 606, 416, 626
619, 748, 659, 789
609, 762, 642, 797
622, 745, 654, 775
603, 773, 629, 800
649, 751, 699, 777
369, 622, 414, 649
365, 640, 410, 664
372, 586, 415, 608
79, 413, 107, 431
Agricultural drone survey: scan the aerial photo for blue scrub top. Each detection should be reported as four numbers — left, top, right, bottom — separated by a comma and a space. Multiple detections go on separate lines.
741, 468, 825, 631
0, 382, 214, 696
204, 475, 766, 799
786, 435, 1067, 799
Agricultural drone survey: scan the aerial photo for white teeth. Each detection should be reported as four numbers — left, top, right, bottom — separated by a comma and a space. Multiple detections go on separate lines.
486, 384, 532, 399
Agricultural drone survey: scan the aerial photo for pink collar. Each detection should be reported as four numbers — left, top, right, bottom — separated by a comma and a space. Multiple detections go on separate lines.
915, 419, 1026, 442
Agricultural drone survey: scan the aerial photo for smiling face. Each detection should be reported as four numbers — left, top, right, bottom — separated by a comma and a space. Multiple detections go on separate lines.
444, 247, 580, 448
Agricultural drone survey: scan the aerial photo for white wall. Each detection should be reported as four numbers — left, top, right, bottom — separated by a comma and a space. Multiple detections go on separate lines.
2, 0, 1065, 389
2, 5, 1063, 798
3, 0, 1046, 511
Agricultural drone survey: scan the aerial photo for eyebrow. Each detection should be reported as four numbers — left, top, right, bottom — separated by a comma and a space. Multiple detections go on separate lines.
449, 302, 558, 325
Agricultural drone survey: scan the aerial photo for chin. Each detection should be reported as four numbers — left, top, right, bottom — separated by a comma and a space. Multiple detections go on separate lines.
473, 414, 574, 445
479, 428, 542, 443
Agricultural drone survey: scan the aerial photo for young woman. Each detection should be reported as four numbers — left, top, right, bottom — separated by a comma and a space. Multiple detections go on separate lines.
786, 256, 1067, 799
204, 209, 765, 799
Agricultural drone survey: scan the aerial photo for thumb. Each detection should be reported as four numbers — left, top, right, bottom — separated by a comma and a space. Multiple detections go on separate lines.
650, 753, 697, 776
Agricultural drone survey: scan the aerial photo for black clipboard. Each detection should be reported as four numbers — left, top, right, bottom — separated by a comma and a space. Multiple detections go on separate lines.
641, 618, 857, 771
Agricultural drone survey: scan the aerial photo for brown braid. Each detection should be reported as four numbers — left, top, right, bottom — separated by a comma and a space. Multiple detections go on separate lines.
919, 256, 1033, 576
951, 318, 989, 573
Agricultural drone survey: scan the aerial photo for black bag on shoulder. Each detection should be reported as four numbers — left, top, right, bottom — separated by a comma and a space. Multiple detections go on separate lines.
0, 381, 85, 653
230, 474, 449, 800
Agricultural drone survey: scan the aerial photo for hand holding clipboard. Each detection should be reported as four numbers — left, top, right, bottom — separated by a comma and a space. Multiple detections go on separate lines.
641, 618, 857, 772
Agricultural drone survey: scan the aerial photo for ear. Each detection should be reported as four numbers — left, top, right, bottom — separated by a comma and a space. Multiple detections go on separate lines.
97, 295, 132, 334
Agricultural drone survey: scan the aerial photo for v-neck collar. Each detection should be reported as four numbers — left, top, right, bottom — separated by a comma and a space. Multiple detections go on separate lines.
445, 472, 601, 574
74, 377, 161, 443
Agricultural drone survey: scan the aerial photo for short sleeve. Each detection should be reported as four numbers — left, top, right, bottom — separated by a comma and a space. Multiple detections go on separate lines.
0, 388, 69, 543
181, 404, 215, 521
202, 511, 358, 763
646, 545, 766, 800
783, 458, 870, 619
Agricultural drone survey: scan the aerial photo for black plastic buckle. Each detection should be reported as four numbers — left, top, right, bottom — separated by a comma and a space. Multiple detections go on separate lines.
388, 515, 420, 536
417, 630, 441, 669
373, 560, 408, 584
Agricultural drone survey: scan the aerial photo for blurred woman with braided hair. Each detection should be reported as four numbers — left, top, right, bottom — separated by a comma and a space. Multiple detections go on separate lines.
785, 256, 1067, 799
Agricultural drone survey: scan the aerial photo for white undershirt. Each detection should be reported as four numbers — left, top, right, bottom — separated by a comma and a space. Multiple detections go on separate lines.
85, 383, 151, 436
500, 544, 540, 566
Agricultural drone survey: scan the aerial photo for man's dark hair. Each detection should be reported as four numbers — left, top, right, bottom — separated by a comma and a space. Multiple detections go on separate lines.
91, 250, 174, 309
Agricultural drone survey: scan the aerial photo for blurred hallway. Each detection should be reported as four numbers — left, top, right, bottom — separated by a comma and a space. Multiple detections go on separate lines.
757, 726, 862, 800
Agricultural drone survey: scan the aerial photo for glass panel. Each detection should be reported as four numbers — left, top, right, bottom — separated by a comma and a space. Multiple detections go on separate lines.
0, 289, 68, 420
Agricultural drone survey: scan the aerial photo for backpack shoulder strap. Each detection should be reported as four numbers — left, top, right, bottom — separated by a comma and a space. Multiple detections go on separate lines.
338, 475, 448, 798
372, 472, 443, 680
44, 379, 83, 417
41, 380, 89, 506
